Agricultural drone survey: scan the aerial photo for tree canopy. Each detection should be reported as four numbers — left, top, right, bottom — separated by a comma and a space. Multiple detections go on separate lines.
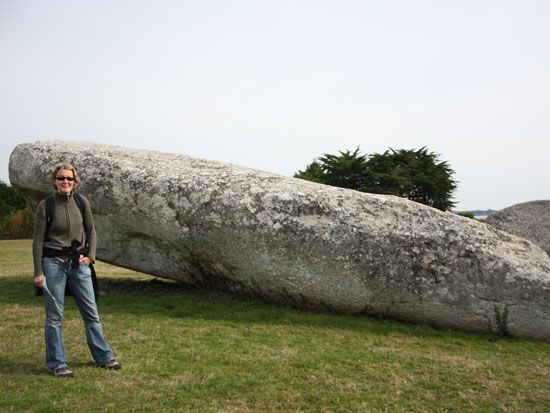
294, 147, 457, 211
0, 180, 26, 220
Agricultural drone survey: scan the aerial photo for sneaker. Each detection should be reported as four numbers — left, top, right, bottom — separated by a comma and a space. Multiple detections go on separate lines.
51, 367, 74, 377
96, 359, 121, 370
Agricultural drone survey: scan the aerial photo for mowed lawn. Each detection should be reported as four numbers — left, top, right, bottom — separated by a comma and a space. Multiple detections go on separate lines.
1, 239, 549, 412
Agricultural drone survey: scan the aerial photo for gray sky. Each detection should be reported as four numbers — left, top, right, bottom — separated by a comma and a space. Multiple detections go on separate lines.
1, 0, 549, 211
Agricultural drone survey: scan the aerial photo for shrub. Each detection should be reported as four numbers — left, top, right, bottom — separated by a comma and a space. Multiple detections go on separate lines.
0, 207, 35, 239
494, 305, 510, 338
456, 211, 475, 219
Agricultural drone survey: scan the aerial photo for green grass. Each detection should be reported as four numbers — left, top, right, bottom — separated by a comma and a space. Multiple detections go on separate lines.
1, 239, 549, 412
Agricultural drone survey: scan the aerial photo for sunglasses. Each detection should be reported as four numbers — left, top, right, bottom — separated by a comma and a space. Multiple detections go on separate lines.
56, 176, 75, 182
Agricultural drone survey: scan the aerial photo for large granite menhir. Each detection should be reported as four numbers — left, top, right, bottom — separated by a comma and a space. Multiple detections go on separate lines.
9, 141, 550, 340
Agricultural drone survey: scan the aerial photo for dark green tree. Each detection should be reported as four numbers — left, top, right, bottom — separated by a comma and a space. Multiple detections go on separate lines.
294, 147, 369, 189
317, 148, 370, 190
363, 147, 457, 210
0, 181, 34, 239
295, 147, 457, 211
0, 180, 26, 222
294, 161, 325, 184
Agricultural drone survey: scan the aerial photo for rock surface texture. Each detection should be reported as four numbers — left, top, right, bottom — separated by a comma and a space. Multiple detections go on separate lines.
9, 141, 550, 340
486, 200, 550, 257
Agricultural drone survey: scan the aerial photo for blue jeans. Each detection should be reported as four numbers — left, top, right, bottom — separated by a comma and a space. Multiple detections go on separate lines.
42, 257, 113, 371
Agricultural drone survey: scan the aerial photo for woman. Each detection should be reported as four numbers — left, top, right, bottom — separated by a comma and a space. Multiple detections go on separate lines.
33, 163, 120, 377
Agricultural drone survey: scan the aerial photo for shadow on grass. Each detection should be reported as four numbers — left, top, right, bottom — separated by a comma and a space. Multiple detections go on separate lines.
0, 357, 46, 376
0, 357, 103, 377
0, 275, 483, 341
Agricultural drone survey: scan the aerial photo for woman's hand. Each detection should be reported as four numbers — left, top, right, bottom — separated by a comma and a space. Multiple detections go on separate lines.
79, 256, 91, 265
34, 274, 44, 288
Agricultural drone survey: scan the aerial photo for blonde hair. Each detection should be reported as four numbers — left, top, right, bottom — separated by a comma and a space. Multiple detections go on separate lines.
51, 163, 80, 189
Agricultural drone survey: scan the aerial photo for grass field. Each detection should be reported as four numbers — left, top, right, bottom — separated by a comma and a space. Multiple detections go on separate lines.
1, 239, 549, 412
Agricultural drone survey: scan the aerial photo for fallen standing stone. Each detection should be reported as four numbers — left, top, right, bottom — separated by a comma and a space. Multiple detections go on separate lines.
9, 141, 550, 340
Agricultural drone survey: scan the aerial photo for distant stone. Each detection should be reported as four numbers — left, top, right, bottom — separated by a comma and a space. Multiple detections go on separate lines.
9, 141, 550, 341
486, 200, 550, 256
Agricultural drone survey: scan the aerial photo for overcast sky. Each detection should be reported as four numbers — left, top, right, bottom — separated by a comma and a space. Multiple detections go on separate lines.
1, 0, 549, 211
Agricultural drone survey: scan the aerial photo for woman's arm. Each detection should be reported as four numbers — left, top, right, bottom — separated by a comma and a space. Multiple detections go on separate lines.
32, 200, 47, 277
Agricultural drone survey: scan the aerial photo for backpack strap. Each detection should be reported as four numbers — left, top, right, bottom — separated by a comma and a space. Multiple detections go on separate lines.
73, 193, 87, 229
